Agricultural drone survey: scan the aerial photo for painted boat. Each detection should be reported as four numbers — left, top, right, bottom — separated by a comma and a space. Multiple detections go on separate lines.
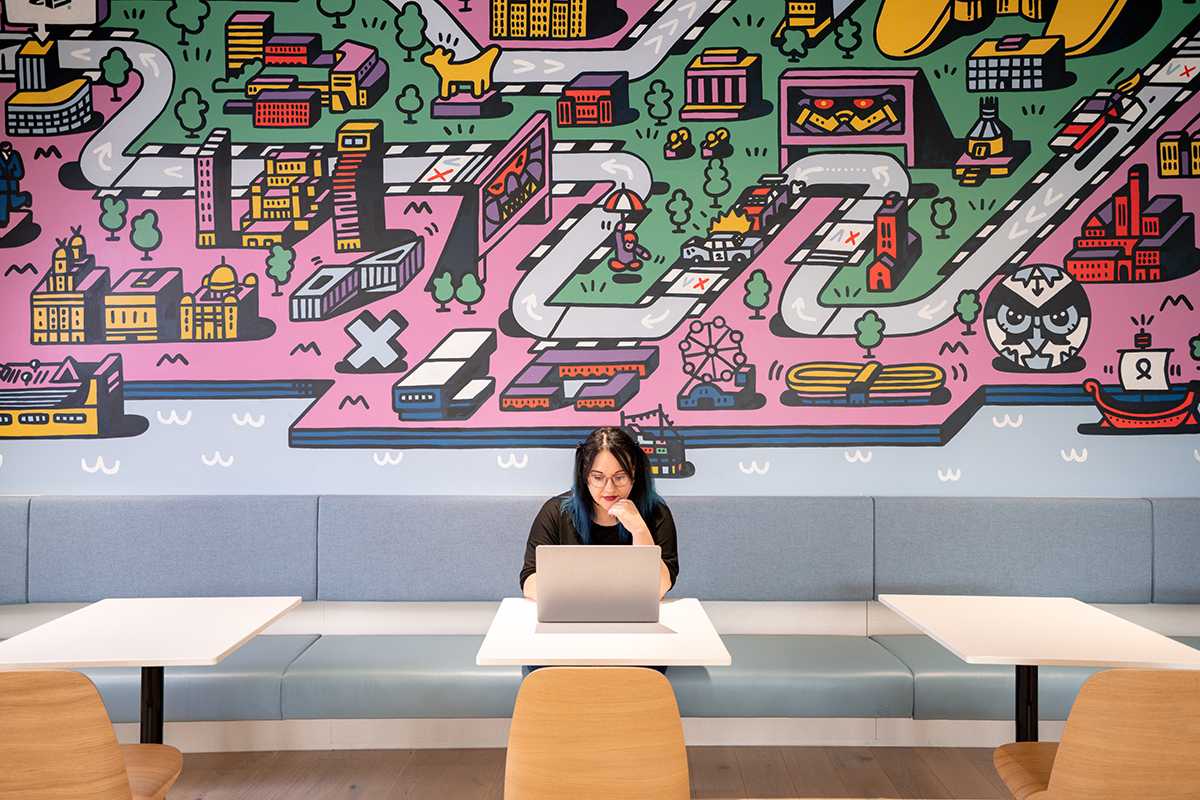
1081, 379, 1200, 430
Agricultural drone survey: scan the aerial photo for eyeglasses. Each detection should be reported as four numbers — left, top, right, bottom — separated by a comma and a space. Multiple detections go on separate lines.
587, 471, 631, 489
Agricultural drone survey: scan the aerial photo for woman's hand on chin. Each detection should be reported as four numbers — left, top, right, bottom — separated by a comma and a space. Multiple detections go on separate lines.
606, 499, 650, 540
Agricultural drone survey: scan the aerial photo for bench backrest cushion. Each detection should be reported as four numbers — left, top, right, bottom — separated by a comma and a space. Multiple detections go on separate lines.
0, 497, 29, 604
670, 496, 874, 600
1151, 498, 1200, 603
317, 495, 541, 601
874, 498, 1153, 603
27, 496, 318, 601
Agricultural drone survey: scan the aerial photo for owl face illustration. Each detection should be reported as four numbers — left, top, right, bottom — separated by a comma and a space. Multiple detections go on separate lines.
984, 264, 1091, 373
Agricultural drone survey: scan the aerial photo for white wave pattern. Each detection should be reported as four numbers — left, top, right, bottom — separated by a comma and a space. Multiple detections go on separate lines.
200, 451, 235, 468
1060, 448, 1088, 463
1194, 449, 1200, 463
155, 409, 192, 426
844, 449, 873, 463
937, 467, 962, 483
81, 456, 120, 475
991, 413, 1024, 429
232, 412, 266, 428
372, 451, 404, 466
737, 460, 770, 475
497, 453, 529, 469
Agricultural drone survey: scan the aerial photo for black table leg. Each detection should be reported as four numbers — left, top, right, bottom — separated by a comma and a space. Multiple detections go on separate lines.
1015, 664, 1038, 742
140, 666, 164, 744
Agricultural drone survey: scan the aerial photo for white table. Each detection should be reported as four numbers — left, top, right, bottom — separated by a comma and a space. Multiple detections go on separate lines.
0, 596, 301, 744
476, 597, 731, 666
880, 594, 1200, 742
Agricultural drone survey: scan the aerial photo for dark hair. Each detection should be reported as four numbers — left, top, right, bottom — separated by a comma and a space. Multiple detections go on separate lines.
562, 426, 662, 544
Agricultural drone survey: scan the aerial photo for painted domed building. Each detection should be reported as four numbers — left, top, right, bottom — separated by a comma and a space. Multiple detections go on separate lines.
179, 259, 262, 341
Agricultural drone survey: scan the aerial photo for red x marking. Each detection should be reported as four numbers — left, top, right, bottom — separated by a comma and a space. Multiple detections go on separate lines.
1182, 65, 1196, 78
692, 277, 710, 290
844, 230, 861, 246
428, 167, 454, 181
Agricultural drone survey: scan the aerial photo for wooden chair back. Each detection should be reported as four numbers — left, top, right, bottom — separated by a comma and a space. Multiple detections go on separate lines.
504, 667, 689, 800
1048, 669, 1200, 800
0, 670, 133, 800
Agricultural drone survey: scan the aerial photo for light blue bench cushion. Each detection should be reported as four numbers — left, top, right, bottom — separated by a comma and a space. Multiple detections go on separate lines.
0, 497, 29, 604
282, 635, 522, 718
28, 496, 318, 601
875, 498, 1153, 603
872, 635, 1105, 720
667, 635, 913, 717
317, 496, 542, 601
669, 497, 874, 600
79, 635, 318, 723
1150, 499, 1200, 603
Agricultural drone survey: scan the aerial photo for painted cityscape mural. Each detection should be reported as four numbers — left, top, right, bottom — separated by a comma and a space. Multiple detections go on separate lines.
1, 0, 1198, 492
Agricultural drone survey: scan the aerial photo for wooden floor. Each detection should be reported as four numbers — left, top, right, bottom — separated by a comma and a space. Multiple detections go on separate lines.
166, 747, 1013, 799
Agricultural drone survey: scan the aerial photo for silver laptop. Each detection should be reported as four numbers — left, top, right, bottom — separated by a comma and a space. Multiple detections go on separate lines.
536, 545, 661, 623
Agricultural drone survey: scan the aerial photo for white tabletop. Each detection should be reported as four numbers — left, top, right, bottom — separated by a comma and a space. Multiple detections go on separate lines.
879, 594, 1200, 669
476, 597, 731, 667
0, 596, 301, 669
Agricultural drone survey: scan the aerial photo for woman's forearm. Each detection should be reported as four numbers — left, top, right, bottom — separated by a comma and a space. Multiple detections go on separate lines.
658, 561, 671, 599
523, 573, 537, 601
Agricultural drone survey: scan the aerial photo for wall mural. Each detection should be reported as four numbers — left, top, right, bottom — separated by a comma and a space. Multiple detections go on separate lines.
0, 0, 1198, 493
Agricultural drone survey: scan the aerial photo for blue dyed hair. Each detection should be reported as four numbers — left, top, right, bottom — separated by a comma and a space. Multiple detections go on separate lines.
561, 426, 662, 544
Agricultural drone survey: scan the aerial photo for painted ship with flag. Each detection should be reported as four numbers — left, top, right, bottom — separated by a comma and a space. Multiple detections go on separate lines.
1079, 327, 1200, 435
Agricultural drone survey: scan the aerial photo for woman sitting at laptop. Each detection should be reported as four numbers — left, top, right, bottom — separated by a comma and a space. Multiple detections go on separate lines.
520, 426, 678, 601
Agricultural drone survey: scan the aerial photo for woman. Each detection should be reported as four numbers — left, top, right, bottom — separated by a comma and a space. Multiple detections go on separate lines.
520, 426, 679, 601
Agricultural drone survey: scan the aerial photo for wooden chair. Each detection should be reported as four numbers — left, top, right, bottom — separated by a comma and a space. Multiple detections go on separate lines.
504, 667, 689, 800
993, 669, 1200, 799
0, 670, 182, 800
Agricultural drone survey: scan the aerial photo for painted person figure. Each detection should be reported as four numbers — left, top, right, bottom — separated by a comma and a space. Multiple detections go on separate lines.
519, 426, 679, 676
0, 142, 30, 228
609, 220, 651, 272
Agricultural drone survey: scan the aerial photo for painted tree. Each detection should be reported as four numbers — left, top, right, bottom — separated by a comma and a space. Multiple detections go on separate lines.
99, 48, 131, 102
666, 188, 693, 233
834, 16, 863, 60
166, 0, 210, 46
98, 197, 128, 241
432, 272, 455, 312
212, 59, 263, 93
779, 28, 808, 63
174, 88, 208, 138
743, 270, 772, 320
264, 245, 296, 296
318, 0, 356, 29
643, 79, 674, 126
702, 158, 731, 209
129, 210, 162, 261
955, 289, 981, 336
854, 310, 885, 358
396, 84, 424, 124
456, 273, 483, 314
931, 196, 957, 239
394, 2, 428, 63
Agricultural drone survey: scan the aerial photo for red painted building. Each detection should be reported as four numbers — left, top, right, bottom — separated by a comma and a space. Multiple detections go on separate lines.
254, 89, 321, 128
867, 191, 922, 292
264, 33, 321, 66
1065, 164, 1196, 282
556, 72, 629, 127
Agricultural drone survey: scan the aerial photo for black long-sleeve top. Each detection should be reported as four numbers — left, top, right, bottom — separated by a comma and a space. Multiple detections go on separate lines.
519, 495, 680, 591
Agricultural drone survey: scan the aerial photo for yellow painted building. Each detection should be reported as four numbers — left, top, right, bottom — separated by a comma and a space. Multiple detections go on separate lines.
225, 12, 274, 76
29, 233, 110, 344
103, 268, 184, 343
180, 260, 260, 341
771, 0, 833, 44
492, 0, 589, 39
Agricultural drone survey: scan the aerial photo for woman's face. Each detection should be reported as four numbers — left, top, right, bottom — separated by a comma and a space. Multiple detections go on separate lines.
586, 448, 633, 511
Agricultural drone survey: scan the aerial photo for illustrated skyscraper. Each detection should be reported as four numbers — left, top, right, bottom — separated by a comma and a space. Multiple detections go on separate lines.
195, 128, 233, 248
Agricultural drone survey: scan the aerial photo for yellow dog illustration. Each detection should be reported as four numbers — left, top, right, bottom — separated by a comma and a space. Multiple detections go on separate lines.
422, 45, 501, 99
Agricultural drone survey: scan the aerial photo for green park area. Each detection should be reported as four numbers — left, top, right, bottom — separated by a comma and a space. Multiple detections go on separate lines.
105, 0, 1192, 311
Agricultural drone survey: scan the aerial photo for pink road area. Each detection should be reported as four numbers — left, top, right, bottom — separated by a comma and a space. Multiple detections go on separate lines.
451, 0, 656, 51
